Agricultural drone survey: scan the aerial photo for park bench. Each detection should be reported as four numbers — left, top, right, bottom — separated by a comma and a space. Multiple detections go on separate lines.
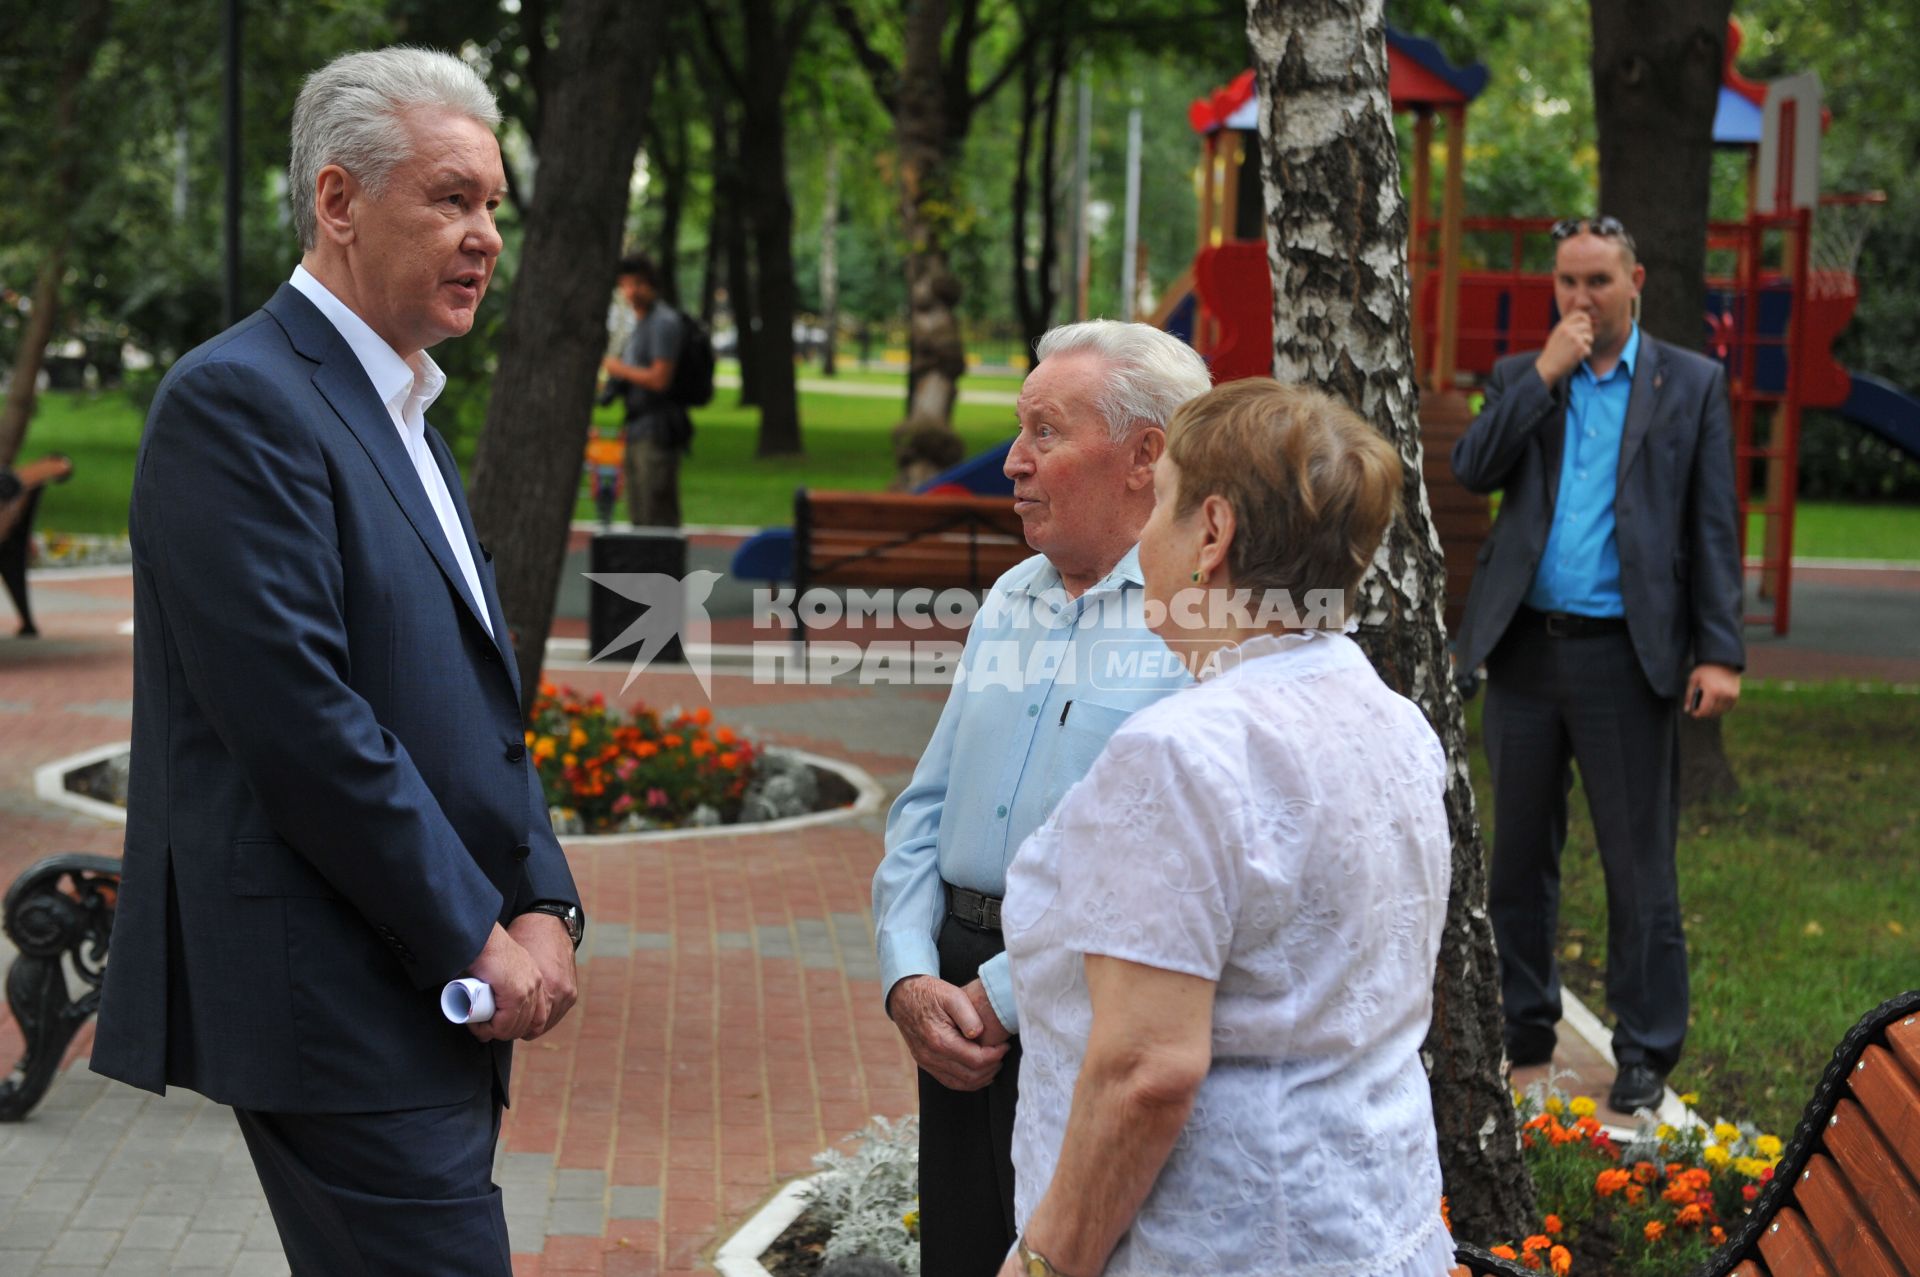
788, 488, 1031, 641
1450, 988, 1920, 1276
0, 854, 120, 1121
0, 454, 76, 636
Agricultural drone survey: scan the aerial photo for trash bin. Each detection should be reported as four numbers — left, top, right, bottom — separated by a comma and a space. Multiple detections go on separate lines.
588, 531, 687, 666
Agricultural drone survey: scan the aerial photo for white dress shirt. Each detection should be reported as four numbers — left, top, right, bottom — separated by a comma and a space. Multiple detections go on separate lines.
1004, 631, 1455, 1277
288, 265, 492, 635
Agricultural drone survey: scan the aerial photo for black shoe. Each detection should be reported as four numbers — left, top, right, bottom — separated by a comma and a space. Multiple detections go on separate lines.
1506, 1032, 1556, 1069
1609, 1063, 1667, 1113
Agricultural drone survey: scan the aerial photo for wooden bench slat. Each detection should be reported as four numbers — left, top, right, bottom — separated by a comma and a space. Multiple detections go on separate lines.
1885, 1012, 1920, 1081
1827, 1096, 1920, 1273
1729, 1260, 1767, 1277
803, 492, 1023, 537
1849, 1043, 1920, 1191
1757, 1205, 1837, 1277
1795, 1152, 1904, 1277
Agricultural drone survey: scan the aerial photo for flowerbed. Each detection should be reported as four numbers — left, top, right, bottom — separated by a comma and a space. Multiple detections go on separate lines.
529, 683, 757, 833
1470, 1077, 1785, 1276
29, 529, 133, 568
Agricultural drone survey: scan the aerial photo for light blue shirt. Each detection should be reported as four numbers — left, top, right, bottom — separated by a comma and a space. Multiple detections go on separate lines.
873, 546, 1192, 1034
1526, 323, 1638, 617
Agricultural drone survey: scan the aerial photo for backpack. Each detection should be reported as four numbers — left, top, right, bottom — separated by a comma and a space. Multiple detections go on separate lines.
667, 316, 716, 407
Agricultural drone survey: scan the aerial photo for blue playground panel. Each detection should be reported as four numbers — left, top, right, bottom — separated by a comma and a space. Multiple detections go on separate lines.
1841, 372, 1920, 463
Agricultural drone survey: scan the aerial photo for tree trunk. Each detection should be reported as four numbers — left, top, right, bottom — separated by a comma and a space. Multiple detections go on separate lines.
1592, 0, 1739, 806
648, 57, 689, 308
714, 113, 762, 409
895, 0, 967, 429
739, 0, 803, 456
469, 0, 666, 708
0, 245, 69, 470
819, 139, 840, 377
1246, 0, 1537, 1244
0, 0, 111, 468
1011, 26, 1066, 363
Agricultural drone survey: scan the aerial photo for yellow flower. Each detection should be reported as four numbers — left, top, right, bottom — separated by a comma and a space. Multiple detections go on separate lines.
1656, 1124, 1677, 1141
1569, 1096, 1597, 1118
902, 1209, 919, 1232
1545, 1096, 1565, 1116
1755, 1134, 1783, 1158
569, 726, 589, 750
1703, 1145, 1731, 1167
524, 730, 536, 747
1714, 1121, 1741, 1144
533, 736, 557, 761
1734, 1156, 1768, 1178
1678, 1091, 1700, 1106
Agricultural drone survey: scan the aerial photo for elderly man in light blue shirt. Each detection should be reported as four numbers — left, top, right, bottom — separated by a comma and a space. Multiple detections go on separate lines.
873, 320, 1212, 1277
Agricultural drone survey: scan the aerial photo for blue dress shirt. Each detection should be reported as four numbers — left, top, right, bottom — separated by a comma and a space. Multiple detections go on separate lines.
873, 546, 1192, 1034
1526, 323, 1639, 617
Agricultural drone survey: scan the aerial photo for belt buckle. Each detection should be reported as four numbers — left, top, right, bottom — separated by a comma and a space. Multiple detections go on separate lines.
1544, 612, 1571, 638
982, 897, 1002, 930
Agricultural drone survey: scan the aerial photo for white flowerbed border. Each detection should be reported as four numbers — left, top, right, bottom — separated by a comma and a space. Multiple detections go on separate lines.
713, 1173, 825, 1277
34, 742, 883, 840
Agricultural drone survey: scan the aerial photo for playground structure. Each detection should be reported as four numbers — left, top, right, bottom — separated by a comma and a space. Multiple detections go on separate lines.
1172, 22, 1920, 636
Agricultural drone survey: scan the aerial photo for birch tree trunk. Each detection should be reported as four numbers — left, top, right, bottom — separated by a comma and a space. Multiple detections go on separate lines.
468, 0, 666, 708
820, 139, 840, 377
895, 0, 968, 425
1245, 0, 1536, 1243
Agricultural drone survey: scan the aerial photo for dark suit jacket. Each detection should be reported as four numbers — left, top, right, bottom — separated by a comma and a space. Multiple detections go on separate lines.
92, 285, 578, 1113
1450, 334, 1745, 700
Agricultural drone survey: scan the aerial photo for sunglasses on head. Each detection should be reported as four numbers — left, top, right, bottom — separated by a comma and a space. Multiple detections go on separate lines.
1552, 215, 1629, 241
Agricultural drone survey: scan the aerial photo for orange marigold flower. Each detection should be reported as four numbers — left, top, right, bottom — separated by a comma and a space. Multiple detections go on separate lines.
1523, 1234, 1551, 1253
1595, 1168, 1631, 1197
691, 739, 715, 758
663, 733, 683, 748
1544, 1215, 1563, 1235
1573, 1116, 1602, 1137
1525, 1113, 1553, 1132
692, 706, 713, 725
636, 741, 659, 759
1625, 1185, 1645, 1206
716, 726, 736, 745
1633, 1161, 1658, 1184
1676, 1204, 1705, 1227
717, 752, 739, 770
1550, 1245, 1571, 1275
1711, 1226, 1726, 1244
1644, 1221, 1665, 1242
1491, 1246, 1519, 1261
1440, 1198, 1451, 1233
1522, 1252, 1543, 1272
1666, 1161, 1685, 1178
1664, 1181, 1695, 1205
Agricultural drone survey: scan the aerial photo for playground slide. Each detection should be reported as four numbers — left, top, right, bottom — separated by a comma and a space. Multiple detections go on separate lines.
1839, 372, 1920, 463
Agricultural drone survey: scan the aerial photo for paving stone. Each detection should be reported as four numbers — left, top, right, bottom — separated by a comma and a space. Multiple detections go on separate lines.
714, 930, 753, 950
44, 1227, 121, 1266
32, 1265, 104, 1277
546, 1197, 607, 1236
20, 1179, 89, 1215
227, 1251, 290, 1277
503, 1213, 546, 1254
240, 1213, 282, 1252
72, 1193, 141, 1230
630, 930, 673, 951
609, 1185, 661, 1220
553, 1169, 605, 1200
172, 1228, 244, 1268
104, 1251, 181, 1277
190, 1194, 262, 1232
118, 1214, 189, 1251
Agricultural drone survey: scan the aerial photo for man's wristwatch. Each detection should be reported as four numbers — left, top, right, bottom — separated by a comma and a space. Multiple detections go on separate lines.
522, 901, 584, 950
1016, 1237, 1069, 1277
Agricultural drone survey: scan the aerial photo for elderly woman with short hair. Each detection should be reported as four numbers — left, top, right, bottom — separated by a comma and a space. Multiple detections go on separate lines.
997, 379, 1455, 1277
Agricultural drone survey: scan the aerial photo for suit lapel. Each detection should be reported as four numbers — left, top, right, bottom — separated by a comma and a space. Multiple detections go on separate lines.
265, 287, 496, 643
1540, 378, 1570, 515
1618, 336, 1664, 482
426, 427, 521, 696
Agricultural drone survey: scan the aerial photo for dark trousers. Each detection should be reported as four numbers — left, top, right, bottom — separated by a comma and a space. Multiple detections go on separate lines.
234, 1091, 511, 1277
917, 913, 1022, 1277
623, 434, 682, 529
1484, 615, 1688, 1073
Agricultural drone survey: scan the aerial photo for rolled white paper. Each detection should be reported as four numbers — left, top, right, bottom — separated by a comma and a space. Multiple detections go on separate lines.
441, 977, 495, 1024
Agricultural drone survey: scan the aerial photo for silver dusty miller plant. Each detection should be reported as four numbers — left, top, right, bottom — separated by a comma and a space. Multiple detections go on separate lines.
802, 1115, 920, 1274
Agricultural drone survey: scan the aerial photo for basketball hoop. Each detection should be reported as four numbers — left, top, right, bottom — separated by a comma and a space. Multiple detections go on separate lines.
1809, 192, 1886, 299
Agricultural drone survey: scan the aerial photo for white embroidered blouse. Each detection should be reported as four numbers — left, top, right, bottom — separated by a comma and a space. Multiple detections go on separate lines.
1003, 632, 1456, 1277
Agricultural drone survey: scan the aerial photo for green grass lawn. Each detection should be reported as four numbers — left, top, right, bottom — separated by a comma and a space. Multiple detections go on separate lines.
746, 362, 1028, 395
17, 388, 1019, 535
1465, 683, 1920, 1136
20, 389, 1920, 557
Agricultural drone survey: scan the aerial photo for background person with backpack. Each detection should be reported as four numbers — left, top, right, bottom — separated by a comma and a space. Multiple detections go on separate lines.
601, 253, 707, 528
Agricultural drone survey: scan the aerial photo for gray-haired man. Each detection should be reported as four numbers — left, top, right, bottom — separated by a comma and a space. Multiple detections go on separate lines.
873, 321, 1212, 1276
92, 49, 580, 1276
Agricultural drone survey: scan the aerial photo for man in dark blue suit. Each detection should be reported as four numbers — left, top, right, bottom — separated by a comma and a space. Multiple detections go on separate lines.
91, 49, 582, 1275
1452, 216, 1744, 1115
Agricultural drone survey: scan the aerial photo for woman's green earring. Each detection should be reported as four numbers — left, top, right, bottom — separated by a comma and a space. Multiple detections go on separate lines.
1190, 570, 1201, 582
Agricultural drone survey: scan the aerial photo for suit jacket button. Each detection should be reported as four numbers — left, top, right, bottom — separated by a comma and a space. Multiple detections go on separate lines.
513, 844, 530, 862
482, 646, 500, 662
506, 742, 525, 762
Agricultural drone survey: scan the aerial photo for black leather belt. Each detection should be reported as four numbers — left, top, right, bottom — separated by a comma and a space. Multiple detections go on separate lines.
947, 884, 1002, 931
1519, 606, 1629, 639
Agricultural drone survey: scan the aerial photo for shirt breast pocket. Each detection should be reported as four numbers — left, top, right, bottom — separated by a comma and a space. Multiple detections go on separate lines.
1042, 699, 1138, 815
